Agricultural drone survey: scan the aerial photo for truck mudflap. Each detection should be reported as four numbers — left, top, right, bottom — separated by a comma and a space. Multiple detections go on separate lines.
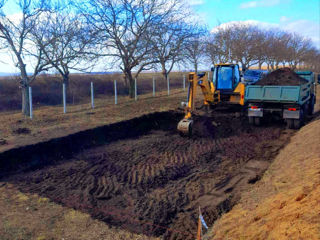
283, 108, 300, 119
248, 106, 263, 117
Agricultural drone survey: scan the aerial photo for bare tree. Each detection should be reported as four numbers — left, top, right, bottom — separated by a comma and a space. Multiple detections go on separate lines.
78, 0, 183, 98
184, 27, 207, 73
150, 20, 192, 82
287, 33, 313, 70
228, 24, 261, 70
0, 0, 51, 115
31, 2, 98, 100
206, 30, 233, 66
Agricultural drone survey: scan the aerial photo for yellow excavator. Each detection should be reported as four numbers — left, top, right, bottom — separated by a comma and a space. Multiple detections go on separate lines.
177, 63, 246, 135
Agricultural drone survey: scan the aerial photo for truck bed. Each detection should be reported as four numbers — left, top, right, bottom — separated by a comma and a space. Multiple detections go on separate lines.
245, 83, 310, 105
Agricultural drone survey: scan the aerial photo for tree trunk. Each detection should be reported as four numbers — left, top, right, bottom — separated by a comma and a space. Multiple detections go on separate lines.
241, 62, 247, 72
194, 62, 198, 74
21, 84, 30, 116
128, 77, 135, 98
258, 61, 262, 70
161, 62, 168, 82
124, 71, 134, 98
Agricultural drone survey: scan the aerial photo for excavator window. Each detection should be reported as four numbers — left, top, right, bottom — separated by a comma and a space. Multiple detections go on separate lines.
234, 65, 240, 85
217, 66, 233, 89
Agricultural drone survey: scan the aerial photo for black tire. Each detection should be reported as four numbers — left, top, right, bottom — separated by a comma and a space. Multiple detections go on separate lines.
254, 117, 261, 126
308, 95, 315, 115
293, 119, 301, 129
249, 116, 254, 125
287, 119, 294, 129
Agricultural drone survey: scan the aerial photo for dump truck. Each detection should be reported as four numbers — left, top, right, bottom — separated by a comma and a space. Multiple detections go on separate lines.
245, 70, 317, 129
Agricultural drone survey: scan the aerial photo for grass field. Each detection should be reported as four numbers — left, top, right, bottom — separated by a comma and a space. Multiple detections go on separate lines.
0, 72, 187, 112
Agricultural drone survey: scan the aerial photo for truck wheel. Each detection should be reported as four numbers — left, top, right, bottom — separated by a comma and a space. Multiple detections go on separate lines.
293, 119, 301, 129
254, 117, 261, 126
287, 119, 294, 129
249, 117, 254, 125
308, 95, 315, 115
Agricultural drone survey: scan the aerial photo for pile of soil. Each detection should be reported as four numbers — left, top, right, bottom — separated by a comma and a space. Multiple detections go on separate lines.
3, 111, 294, 240
256, 68, 308, 86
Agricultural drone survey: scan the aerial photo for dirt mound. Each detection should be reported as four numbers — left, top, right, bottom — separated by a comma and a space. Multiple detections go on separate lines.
256, 68, 308, 86
209, 117, 320, 240
3, 111, 294, 240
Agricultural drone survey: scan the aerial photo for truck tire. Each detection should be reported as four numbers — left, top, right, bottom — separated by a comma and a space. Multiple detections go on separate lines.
287, 119, 294, 129
293, 119, 301, 129
254, 117, 261, 126
308, 94, 315, 115
249, 116, 254, 125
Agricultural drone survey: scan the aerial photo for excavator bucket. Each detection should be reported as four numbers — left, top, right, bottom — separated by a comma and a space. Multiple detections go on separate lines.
177, 118, 193, 136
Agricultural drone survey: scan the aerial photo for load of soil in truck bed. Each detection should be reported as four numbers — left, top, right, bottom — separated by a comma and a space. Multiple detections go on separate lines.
255, 67, 308, 86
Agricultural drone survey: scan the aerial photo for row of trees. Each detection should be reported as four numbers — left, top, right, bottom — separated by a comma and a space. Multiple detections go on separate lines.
206, 23, 320, 72
0, 0, 319, 116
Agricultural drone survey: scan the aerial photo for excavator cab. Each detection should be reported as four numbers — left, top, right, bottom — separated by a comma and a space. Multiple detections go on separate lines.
214, 64, 240, 91
212, 64, 244, 103
177, 64, 245, 136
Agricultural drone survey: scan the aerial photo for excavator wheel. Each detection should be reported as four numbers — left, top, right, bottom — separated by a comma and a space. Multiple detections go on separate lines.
177, 119, 193, 136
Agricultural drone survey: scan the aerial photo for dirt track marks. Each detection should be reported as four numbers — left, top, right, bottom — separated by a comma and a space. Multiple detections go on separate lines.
7, 111, 293, 240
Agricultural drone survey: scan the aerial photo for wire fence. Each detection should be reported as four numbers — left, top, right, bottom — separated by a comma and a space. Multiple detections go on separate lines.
0, 72, 190, 117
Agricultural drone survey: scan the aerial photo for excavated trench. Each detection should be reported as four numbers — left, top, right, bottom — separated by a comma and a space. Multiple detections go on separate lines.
0, 110, 295, 240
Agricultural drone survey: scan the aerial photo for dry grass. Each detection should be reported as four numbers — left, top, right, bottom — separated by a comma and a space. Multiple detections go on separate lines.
207, 86, 320, 240
0, 88, 189, 153
0, 72, 186, 111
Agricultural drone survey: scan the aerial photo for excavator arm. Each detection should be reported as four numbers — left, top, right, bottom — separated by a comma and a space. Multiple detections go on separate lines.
177, 72, 216, 135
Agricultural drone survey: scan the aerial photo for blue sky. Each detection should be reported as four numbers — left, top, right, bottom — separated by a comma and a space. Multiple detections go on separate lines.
0, 0, 319, 73
190, 0, 320, 48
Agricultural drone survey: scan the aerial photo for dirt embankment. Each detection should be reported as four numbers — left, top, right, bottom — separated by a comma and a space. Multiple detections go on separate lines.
2, 109, 294, 240
208, 92, 320, 240
256, 68, 308, 86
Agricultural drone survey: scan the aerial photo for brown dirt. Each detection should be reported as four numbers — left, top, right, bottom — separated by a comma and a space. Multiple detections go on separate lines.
2, 109, 294, 239
12, 127, 31, 135
0, 183, 158, 240
207, 85, 320, 240
256, 68, 308, 86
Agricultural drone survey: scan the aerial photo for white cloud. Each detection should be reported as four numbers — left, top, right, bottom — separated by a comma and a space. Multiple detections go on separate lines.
280, 16, 289, 22
211, 20, 277, 33
240, 0, 281, 9
211, 19, 320, 48
188, 0, 205, 6
240, 1, 258, 8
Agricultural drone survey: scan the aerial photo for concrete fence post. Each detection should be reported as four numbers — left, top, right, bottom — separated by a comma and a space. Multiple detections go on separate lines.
183, 74, 186, 90
152, 76, 155, 97
91, 82, 94, 109
29, 86, 32, 119
114, 79, 118, 105
63, 83, 66, 114
135, 78, 137, 101
208, 71, 210, 81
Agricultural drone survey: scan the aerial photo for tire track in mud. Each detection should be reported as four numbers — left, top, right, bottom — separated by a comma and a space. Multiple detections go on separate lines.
5, 110, 294, 240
